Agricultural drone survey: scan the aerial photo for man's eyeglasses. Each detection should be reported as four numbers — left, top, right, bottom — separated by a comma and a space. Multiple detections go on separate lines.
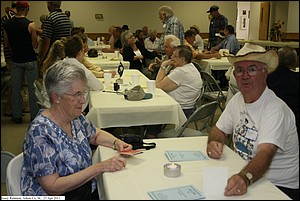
234, 65, 265, 76
64, 91, 88, 101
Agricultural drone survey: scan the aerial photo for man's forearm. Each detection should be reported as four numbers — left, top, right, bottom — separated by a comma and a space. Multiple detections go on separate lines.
207, 126, 226, 145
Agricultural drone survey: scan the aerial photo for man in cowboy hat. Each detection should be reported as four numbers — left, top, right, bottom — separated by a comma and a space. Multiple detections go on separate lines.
206, 43, 299, 199
190, 25, 204, 51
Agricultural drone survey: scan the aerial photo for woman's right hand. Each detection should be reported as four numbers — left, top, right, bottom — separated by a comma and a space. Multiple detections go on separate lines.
98, 156, 127, 173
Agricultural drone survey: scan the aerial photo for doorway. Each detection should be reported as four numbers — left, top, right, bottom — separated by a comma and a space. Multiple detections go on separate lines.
258, 2, 270, 40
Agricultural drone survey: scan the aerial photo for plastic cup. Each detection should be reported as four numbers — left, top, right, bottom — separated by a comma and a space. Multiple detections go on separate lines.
131, 74, 140, 86
146, 80, 156, 94
104, 73, 112, 87
114, 50, 120, 59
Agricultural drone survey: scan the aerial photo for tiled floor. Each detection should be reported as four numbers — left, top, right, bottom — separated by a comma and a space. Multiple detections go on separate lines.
1, 84, 223, 196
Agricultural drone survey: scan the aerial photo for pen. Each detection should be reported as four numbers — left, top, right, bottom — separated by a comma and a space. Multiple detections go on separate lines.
102, 90, 118, 93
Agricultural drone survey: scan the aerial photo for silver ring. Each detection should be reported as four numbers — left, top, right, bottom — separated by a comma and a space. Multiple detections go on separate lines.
237, 189, 241, 194
208, 151, 212, 155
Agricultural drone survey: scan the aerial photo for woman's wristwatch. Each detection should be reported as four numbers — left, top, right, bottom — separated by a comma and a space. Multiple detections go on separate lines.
160, 65, 167, 70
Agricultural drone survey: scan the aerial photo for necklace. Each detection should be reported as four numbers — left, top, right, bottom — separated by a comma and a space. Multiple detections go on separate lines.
49, 109, 73, 140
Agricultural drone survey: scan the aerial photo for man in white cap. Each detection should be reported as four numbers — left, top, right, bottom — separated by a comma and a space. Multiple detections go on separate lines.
207, 5, 228, 50
206, 43, 299, 199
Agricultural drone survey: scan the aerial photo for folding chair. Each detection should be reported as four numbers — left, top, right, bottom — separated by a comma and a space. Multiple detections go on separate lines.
6, 152, 23, 196
200, 71, 228, 111
157, 101, 218, 138
1, 151, 15, 184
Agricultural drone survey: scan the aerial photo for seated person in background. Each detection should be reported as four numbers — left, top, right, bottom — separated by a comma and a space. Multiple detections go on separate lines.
102, 26, 122, 53
184, 30, 221, 60
267, 46, 299, 141
108, 25, 115, 47
113, 26, 122, 49
135, 29, 145, 47
40, 38, 66, 78
142, 25, 149, 40
210, 25, 240, 55
148, 34, 181, 79
63, 35, 104, 111
21, 61, 132, 198
144, 29, 160, 67
206, 43, 299, 200
156, 45, 203, 118
76, 33, 116, 78
144, 29, 160, 53
121, 30, 156, 79
190, 25, 204, 51
71, 26, 85, 35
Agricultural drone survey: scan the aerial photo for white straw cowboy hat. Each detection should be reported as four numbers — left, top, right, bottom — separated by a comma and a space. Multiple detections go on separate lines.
227, 43, 279, 73
190, 25, 200, 34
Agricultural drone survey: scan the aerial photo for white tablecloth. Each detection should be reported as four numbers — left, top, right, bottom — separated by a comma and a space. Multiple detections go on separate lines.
92, 136, 291, 200
85, 52, 130, 70
200, 57, 233, 74
86, 69, 187, 129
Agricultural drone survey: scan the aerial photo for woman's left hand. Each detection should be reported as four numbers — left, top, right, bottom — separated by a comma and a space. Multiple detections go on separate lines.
114, 140, 133, 152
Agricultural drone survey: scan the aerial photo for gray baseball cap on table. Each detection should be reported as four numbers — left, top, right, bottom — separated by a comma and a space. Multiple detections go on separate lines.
124, 85, 152, 101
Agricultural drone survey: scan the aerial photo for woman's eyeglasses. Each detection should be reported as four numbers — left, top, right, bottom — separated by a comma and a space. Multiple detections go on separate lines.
234, 65, 265, 76
64, 91, 88, 101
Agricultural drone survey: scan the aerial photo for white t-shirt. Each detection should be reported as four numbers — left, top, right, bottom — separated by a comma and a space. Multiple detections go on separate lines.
167, 63, 203, 109
144, 37, 160, 52
193, 34, 204, 51
217, 87, 299, 189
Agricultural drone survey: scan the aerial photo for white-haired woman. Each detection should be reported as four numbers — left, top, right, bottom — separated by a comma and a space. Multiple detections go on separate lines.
21, 61, 132, 198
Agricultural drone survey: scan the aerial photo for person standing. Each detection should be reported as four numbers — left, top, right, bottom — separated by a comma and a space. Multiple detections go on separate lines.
39, 1, 71, 68
207, 5, 228, 50
206, 43, 299, 200
65, 10, 74, 29
158, 5, 184, 53
3, 1, 39, 123
1, 1, 17, 117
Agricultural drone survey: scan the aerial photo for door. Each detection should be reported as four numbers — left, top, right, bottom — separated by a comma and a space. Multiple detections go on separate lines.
258, 2, 270, 40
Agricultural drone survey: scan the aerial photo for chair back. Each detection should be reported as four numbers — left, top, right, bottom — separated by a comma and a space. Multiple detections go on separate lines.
6, 153, 23, 196
177, 101, 218, 137
1, 151, 15, 184
200, 71, 228, 111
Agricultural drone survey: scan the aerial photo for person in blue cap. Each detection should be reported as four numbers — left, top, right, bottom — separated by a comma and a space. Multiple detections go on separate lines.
207, 5, 228, 50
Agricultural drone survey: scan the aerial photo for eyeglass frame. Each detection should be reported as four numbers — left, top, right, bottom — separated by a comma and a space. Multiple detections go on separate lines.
233, 64, 266, 77
64, 90, 88, 101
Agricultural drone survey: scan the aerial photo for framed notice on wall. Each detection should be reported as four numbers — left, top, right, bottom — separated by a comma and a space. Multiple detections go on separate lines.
241, 16, 247, 30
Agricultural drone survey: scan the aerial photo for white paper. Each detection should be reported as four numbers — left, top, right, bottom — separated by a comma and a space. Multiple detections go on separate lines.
203, 167, 228, 199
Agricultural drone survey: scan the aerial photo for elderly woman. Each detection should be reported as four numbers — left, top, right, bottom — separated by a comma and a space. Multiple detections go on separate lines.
156, 45, 203, 117
21, 60, 132, 199
121, 30, 156, 79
